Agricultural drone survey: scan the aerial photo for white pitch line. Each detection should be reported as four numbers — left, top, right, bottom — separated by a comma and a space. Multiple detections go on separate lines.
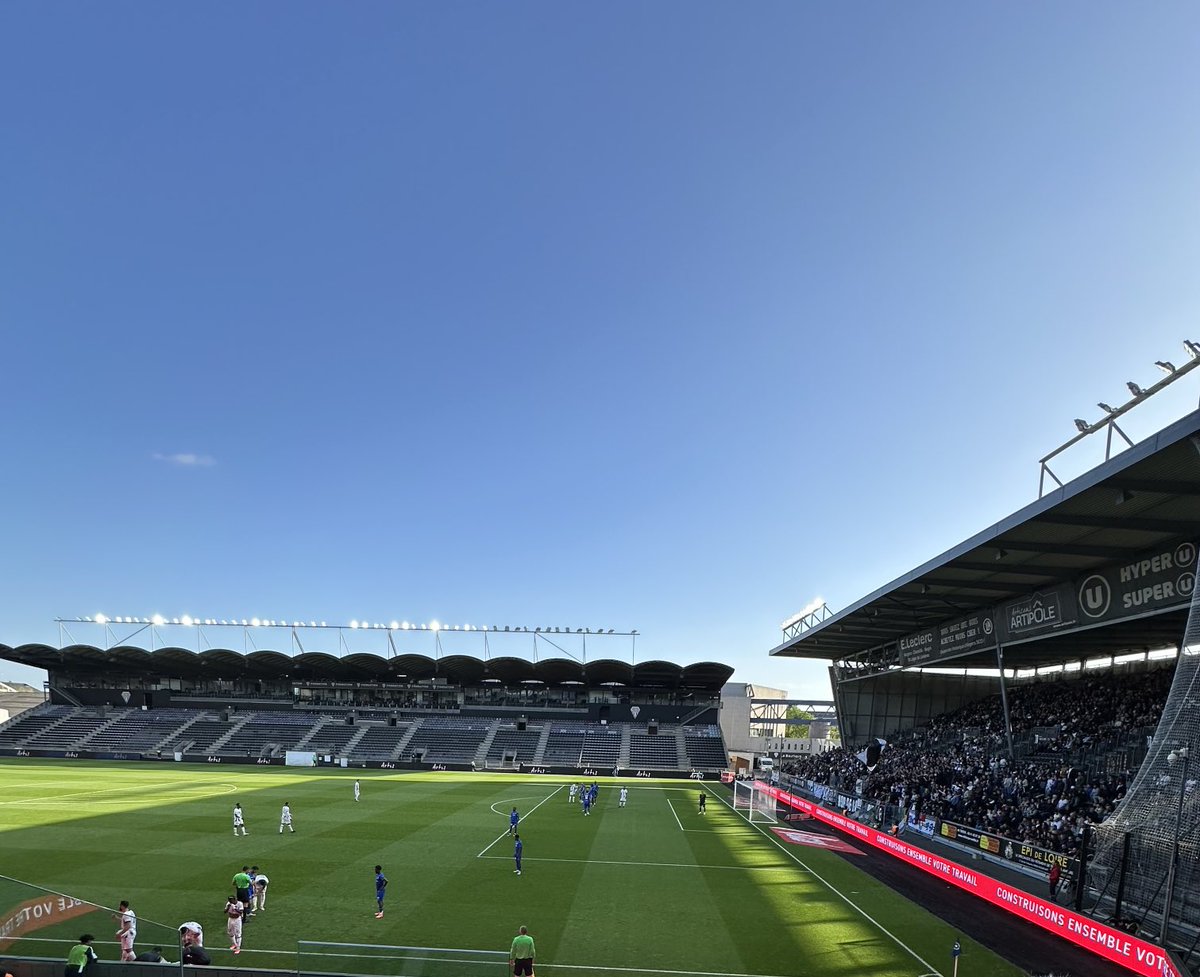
477, 854, 795, 872
0, 781, 236, 805
666, 796, 685, 831
476, 784, 563, 857
709, 788, 944, 977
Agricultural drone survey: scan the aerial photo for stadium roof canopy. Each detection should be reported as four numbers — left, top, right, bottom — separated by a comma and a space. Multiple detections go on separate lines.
770, 408, 1200, 670
0, 643, 734, 692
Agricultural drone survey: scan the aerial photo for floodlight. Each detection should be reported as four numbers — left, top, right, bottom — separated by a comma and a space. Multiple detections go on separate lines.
241, 619, 248, 626
95, 614, 108, 625
430, 621, 441, 632
505, 626, 510, 632
350, 620, 359, 629
608, 629, 615, 634
1098, 402, 1116, 414
577, 628, 583, 633
535, 627, 541, 632
320, 621, 326, 627
1127, 381, 1145, 397
631, 629, 639, 635
1157, 360, 1177, 374
390, 621, 400, 630
1074, 419, 1090, 434
1185, 341, 1200, 360
171, 618, 180, 625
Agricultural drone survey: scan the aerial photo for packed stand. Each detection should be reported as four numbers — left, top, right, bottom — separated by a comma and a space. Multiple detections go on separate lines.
782, 668, 1172, 856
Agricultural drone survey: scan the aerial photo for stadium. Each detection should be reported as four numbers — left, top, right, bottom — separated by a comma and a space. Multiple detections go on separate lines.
3, 380, 1200, 977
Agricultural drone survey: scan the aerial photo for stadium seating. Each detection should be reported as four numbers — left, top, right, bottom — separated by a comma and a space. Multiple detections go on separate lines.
0, 704, 74, 746
783, 667, 1171, 857
0, 701, 729, 772
401, 718, 491, 762
486, 726, 542, 763
684, 726, 729, 769
353, 723, 413, 759
628, 732, 681, 768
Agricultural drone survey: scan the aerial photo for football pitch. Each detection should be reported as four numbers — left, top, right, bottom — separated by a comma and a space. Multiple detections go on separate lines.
0, 759, 1025, 977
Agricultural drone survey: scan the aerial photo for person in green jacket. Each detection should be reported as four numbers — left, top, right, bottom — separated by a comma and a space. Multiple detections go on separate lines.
509, 925, 535, 976
65, 935, 98, 977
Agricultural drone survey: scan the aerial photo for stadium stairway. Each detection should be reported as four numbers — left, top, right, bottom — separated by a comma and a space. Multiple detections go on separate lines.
673, 726, 688, 765
618, 724, 632, 768
390, 719, 422, 760
205, 714, 253, 753
75, 710, 141, 749
531, 722, 553, 764
147, 712, 203, 753
339, 723, 372, 756
473, 722, 501, 766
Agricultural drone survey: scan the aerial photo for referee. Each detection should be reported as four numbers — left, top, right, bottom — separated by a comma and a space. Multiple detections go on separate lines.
509, 925, 535, 976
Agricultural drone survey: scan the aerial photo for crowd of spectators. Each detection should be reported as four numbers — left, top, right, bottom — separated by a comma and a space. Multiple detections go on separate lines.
782, 667, 1172, 856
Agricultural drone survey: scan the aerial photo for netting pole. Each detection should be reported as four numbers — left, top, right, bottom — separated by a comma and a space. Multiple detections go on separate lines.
1113, 830, 1131, 924
1074, 825, 1090, 912
1160, 748, 1191, 945
994, 642, 1016, 760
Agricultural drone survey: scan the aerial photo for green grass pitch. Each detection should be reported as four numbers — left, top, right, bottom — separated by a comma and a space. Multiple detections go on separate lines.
0, 759, 1024, 977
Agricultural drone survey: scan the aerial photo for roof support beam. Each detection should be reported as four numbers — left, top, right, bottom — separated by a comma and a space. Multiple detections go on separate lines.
1032, 514, 1184, 533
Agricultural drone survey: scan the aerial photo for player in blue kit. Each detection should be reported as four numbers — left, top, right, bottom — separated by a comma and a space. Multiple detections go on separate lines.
513, 834, 523, 875
374, 865, 387, 918
581, 791, 591, 816
509, 807, 520, 835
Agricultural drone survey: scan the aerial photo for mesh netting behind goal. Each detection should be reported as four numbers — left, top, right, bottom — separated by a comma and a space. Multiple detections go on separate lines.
1088, 544, 1200, 944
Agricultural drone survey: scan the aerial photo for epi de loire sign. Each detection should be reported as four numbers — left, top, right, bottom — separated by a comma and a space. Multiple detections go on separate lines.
755, 783, 1179, 977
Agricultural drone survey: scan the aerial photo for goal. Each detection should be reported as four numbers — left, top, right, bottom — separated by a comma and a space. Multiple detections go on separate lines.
733, 779, 778, 824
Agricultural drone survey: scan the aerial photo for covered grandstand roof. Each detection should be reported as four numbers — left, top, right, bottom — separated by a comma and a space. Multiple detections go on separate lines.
0, 643, 734, 691
771, 408, 1200, 669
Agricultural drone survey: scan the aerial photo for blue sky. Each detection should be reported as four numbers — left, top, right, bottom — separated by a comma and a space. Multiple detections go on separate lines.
3, 3, 1200, 697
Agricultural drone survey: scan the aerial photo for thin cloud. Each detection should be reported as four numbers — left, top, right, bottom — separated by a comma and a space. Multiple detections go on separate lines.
153, 452, 217, 468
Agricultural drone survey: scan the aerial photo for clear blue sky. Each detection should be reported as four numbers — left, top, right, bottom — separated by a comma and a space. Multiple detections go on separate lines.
3, 3, 1200, 697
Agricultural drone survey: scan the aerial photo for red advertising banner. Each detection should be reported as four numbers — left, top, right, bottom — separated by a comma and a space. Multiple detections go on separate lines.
754, 783, 1177, 977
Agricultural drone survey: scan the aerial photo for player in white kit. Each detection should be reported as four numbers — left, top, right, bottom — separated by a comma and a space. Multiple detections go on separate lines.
233, 803, 247, 836
619, 787, 628, 807
354, 780, 361, 802
224, 897, 243, 954
279, 802, 294, 833
115, 901, 137, 961
252, 872, 270, 911
568, 784, 577, 803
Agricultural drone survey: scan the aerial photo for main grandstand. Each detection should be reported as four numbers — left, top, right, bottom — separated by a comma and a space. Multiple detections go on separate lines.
0, 645, 731, 775
769, 406, 1200, 973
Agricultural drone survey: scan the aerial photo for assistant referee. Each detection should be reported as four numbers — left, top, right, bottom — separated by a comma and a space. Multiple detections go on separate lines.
509, 925, 535, 976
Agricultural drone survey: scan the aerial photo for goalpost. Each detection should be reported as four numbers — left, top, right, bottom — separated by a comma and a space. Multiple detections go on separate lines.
732, 779, 778, 824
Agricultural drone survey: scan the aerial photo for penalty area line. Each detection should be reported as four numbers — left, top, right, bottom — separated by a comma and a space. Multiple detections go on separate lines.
476, 784, 563, 857
666, 796, 685, 831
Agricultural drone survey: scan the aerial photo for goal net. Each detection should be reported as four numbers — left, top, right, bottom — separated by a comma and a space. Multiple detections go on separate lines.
733, 779, 778, 824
